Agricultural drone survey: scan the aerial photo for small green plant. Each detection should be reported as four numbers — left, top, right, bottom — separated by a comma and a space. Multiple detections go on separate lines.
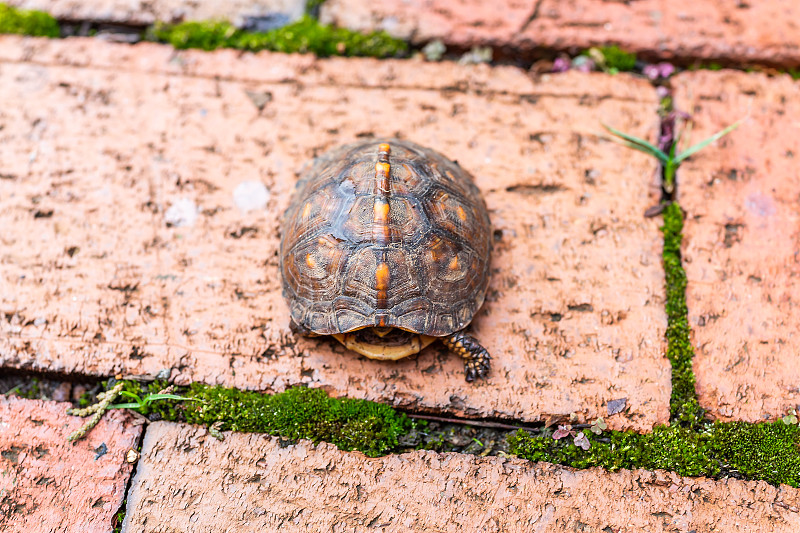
109, 390, 195, 410
602, 118, 742, 193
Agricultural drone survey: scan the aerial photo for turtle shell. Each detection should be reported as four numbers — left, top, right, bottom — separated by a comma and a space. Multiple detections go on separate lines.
280, 139, 491, 337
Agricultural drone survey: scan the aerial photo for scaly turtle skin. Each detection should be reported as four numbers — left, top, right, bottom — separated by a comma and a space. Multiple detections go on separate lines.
280, 139, 492, 381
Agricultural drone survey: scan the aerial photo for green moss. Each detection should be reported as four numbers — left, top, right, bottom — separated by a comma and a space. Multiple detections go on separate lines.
508, 194, 800, 487
119, 381, 411, 457
101, 376, 800, 486
713, 422, 800, 486
0, 3, 59, 37
661, 202, 704, 426
150, 15, 407, 58
509, 421, 800, 486
600, 46, 636, 71
584, 45, 637, 73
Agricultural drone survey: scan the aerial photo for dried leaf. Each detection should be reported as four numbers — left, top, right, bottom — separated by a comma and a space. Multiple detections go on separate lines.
607, 398, 628, 416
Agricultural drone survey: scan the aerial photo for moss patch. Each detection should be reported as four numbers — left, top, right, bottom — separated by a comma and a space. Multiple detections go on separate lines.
509, 421, 800, 487
110, 379, 800, 487
0, 3, 405, 59
118, 381, 411, 457
597, 46, 637, 71
583, 45, 637, 73
150, 15, 407, 58
662, 202, 704, 425
0, 3, 59, 37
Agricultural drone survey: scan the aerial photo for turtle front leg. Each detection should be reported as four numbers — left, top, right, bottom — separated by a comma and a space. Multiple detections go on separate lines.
441, 330, 491, 382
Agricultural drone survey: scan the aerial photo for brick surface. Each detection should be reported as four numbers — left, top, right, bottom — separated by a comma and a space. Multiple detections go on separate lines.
0, 396, 142, 532
124, 421, 800, 532
6, 0, 306, 26
321, 0, 800, 67
0, 36, 667, 430
320, 0, 532, 48
673, 70, 800, 422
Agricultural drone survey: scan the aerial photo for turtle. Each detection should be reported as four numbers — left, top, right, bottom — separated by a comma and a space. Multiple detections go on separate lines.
280, 139, 492, 381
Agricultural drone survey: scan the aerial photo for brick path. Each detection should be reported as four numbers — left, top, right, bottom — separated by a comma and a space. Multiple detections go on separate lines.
124, 422, 800, 532
0, 36, 668, 431
673, 71, 800, 422
1, 1, 799, 531
321, 0, 800, 67
0, 397, 142, 532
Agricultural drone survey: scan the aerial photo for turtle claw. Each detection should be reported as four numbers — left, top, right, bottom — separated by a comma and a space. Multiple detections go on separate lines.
442, 330, 491, 382
464, 351, 491, 382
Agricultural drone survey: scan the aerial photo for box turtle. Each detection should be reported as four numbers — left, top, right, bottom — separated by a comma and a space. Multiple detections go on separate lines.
280, 139, 492, 381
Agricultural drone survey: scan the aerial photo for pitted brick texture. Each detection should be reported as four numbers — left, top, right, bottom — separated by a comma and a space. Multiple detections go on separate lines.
6, 0, 306, 26
673, 70, 800, 422
0, 36, 667, 430
123, 421, 800, 532
0, 397, 142, 533
321, 0, 800, 67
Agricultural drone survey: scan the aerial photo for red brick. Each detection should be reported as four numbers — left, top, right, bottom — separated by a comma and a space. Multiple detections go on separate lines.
0, 397, 142, 532
673, 70, 800, 422
124, 421, 800, 532
0, 36, 667, 430
6, 0, 306, 26
320, 0, 532, 48
321, 0, 800, 68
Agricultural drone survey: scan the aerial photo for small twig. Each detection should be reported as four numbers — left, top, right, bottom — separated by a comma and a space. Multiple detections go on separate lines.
408, 413, 542, 432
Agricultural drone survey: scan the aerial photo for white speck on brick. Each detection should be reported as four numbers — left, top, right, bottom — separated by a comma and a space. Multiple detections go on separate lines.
233, 181, 270, 213
165, 198, 198, 227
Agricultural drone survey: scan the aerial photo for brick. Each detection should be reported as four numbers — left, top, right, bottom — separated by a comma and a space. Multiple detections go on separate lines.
0, 36, 667, 430
673, 70, 800, 422
321, 0, 800, 68
123, 421, 800, 532
0, 397, 142, 532
320, 0, 532, 48
6, 0, 306, 26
